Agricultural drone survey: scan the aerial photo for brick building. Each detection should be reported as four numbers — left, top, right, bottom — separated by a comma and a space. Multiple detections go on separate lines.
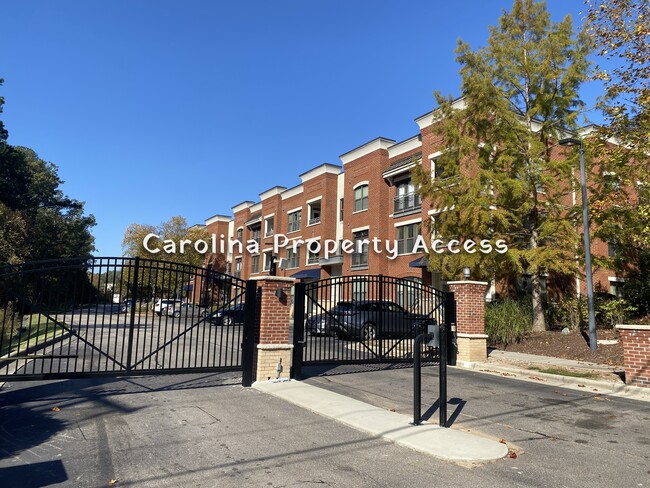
197, 101, 628, 300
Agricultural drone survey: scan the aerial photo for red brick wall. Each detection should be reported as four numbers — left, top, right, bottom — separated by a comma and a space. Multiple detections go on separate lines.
448, 281, 488, 335
253, 278, 293, 344
617, 326, 650, 388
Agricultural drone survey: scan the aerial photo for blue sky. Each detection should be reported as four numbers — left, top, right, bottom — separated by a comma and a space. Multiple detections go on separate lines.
1, 0, 597, 257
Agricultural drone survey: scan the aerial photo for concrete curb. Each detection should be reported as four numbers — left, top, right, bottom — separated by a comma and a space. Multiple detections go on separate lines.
254, 379, 509, 462
456, 361, 650, 402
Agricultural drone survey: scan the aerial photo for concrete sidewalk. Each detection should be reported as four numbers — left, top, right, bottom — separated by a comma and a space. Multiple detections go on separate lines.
254, 379, 508, 462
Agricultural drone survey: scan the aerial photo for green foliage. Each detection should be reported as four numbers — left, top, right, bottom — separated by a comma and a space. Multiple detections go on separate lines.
586, 0, 650, 291
412, 0, 590, 331
485, 298, 533, 346
621, 250, 650, 318
596, 297, 636, 327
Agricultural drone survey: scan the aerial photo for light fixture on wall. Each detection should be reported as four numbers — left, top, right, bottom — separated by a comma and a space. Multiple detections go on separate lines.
274, 287, 286, 299
463, 267, 471, 280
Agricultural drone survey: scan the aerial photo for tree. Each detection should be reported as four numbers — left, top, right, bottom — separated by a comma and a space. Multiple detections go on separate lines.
413, 0, 591, 331
585, 0, 650, 307
121, 215, 212, 268
122, 216, 225, 301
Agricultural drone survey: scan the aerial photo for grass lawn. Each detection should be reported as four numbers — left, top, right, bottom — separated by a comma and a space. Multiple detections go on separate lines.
1, 314, 67, 358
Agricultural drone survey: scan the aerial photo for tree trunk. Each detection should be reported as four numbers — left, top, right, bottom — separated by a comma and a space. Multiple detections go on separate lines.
531, 273, 546, 332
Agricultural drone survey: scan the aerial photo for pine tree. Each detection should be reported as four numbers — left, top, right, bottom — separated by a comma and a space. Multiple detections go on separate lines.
413, 0, 591, 331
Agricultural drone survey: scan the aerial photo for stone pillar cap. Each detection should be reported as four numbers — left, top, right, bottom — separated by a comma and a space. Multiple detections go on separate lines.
447, 280, 489, 286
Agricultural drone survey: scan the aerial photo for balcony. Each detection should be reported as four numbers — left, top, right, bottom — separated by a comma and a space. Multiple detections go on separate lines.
394, 192, 421, 216
308, 216, 321, 226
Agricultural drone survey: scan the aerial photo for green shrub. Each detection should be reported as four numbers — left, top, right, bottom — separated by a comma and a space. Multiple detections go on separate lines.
485, 298, 533, 346
596, 297, 637, 327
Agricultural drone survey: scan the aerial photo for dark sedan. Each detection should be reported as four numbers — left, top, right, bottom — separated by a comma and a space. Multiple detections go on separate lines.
208, 303, 245, 326
323, 300, 436, 341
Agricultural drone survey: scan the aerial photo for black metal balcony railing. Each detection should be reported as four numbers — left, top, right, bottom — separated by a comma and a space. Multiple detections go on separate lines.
307, 256, 320, 265
394, 192, 421, 215
308, 216, 321, 226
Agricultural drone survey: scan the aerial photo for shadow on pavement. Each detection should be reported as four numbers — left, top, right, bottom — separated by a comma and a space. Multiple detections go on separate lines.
0, 460, 68, 487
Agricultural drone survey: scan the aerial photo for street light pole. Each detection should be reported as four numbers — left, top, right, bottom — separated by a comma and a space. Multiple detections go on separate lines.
559, 138, 597, 351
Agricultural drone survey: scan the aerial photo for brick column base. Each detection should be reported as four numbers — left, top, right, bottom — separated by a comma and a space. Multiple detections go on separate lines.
615, 324, 650, 388
456, 334, 489, 363
254, 344, 293, 382
250, 276, 295, 383
448, 281, 488, 363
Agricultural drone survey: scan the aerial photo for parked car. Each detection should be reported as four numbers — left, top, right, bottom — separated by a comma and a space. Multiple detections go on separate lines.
306, 302, 357, 336
208, 303, 245, 326
325, 300, 436, 341
167, 303, 209, 319
153, 299, 182, 316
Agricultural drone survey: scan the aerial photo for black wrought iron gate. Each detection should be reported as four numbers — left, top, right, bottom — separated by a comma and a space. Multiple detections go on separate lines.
292, 275, 456, 378
0, 257, 256, 384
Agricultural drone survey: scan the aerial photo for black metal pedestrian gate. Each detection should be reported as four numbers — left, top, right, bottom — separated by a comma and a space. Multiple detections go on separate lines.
0, 257, 256, 384
292, 275, 456, 378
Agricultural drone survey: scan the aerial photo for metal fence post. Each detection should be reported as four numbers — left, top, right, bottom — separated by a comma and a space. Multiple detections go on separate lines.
241, 280, 257, 387
439, 324, 448, 427
292, 282, 306, 380
126, 257, 139, 372
378, 275, 384, 359
444, 291, 457, 366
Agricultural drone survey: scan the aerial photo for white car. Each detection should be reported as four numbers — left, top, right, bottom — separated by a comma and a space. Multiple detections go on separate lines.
153, 299, 182, 316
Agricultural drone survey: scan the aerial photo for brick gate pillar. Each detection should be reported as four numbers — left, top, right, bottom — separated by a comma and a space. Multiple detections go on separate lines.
447, 281, 489, 363
615, 324, 650, 388
251, 276, 295, 382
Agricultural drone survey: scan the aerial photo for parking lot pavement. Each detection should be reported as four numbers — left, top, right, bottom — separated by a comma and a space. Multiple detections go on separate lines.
303, 364, 650, 488
2, 368, 649, 488
0, 372, 523, 488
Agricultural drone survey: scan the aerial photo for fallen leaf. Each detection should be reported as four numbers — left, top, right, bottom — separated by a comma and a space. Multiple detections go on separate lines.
52, 407, 61, 412
592, 388, 599, 392
389, 408, 396, 412
109, 480, 118, 486
508, 451, 518, 459
499, 439, 507, 444
577, 384, 586, 388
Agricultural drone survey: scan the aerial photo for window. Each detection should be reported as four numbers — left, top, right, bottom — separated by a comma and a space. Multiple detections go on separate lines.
604, 172, 621, 191
308, 200, 321, 225
288, 210, 301, 233
251, 225, 261, 245
394, 178, 420, 215
263, 251, 272, 271
236, 227, 243, 243
352, 279, 367, 301
354, 185, 368, 212
226, 261, 232, 274
234, 258, 242, 278
397, 223, 419, 255
286, 247, 300, 269
264, 216, 274, 236
339, 198, 344, 222
432, 158, 458, 182
609, 278, 624, 297
608, 241, 619, 257
251, 255, 260, 274
351, 230, 369, 268
307, 247, 319, 265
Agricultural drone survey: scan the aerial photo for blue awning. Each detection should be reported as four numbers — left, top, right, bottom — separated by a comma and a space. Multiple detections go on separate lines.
409, 256, 429, 268
290, 269, 321, 280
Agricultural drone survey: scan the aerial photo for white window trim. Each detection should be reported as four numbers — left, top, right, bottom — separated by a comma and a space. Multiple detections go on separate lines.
306, 195, 323, 204
353, 181, 370, 190
287, 206, 303, 214
394, 217, 422, 228
351, 225, 370, 234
